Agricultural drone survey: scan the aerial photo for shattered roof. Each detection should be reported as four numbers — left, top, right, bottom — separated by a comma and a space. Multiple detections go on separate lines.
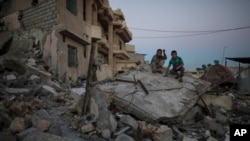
98, 64, 211, 123
226, 57, 250, 64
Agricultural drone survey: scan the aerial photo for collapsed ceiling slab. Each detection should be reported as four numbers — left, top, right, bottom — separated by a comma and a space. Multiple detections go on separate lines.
98, 65, 211, 123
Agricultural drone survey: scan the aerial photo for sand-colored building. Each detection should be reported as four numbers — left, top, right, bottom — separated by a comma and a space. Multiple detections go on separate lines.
0, 0, 142, 81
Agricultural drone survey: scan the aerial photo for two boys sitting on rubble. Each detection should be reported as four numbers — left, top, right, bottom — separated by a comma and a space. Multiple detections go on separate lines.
151, 49, 184, 82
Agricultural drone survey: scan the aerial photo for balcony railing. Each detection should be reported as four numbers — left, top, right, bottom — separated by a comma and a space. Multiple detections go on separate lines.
91, 25, 102, 40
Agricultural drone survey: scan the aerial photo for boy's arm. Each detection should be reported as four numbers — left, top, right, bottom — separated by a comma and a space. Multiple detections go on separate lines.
162, 49, 167, 60
176, 57, 184, 69
166, 59, 172, 72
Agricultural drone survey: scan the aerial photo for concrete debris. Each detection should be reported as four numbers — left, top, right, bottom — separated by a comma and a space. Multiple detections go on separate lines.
99, 64, 211, 122
10, 118, 27, 133
4, 88, 30, 95
198, 95, 234, 110
42, 85, 58, 96
0, 33, 249, 141
0, 131, 17, 141
119, 115, 138, 131
70, 87, 85, 95
80, 123, 95, 133
114, 133, 135, 141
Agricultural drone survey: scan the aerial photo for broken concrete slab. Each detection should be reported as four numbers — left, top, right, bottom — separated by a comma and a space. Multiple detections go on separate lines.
10, 117, 27, 133
0, 131, 17, 141
5, 39, 33, 59
17, 127, 37, 141
5, 74, 17, 81
152, 125, 173, 141
32, 117, 51, 132
3, 59, 26, 74
0, 32, 12, 56
99, 64, 210, 122
119, 115, 138, 131
90, 86, 112, 131
26, 63, 51, 78
96, 64, 112, 82
182, 136, 198, 141
80, 123, 95, 133
4, 88, 30, 95
70, 87, 85, 95
42, 85, 58, 96
22, 131, 74, 141
197, 95, 234, 110
114, 133, 135, 141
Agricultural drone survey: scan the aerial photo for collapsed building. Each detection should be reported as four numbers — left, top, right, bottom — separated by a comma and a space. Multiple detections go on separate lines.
0, 0, 250, 141
0, 0, 144, 82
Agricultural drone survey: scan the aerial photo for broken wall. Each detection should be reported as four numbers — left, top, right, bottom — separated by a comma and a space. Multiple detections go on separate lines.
116, 60, 138, 72
21, 0, 57, 30
0, 0, 49, 17
59, 36, 90, 81
56, 0, 91, 40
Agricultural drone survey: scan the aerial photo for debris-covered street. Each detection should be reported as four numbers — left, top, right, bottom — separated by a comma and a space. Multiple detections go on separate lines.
1, 0, 250, 141
0, 35, 250, 141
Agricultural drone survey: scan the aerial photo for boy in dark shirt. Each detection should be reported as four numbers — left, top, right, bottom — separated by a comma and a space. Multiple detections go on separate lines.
150, 49, 167, 73
164, 50, 184, 82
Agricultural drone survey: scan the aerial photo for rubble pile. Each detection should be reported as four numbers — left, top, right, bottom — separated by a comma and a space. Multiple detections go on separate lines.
0, 32, 250, 141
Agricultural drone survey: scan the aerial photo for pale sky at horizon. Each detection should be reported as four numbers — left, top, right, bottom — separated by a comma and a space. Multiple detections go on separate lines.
109, 0, 250, 71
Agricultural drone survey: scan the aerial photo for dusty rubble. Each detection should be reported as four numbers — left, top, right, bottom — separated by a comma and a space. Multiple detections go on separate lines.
1, 31, 250, 141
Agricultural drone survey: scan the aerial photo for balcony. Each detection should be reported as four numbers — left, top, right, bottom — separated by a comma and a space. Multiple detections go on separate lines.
97, 37, 109, 55
91, 25, 102, 41
113, 50, 129, 60
115, 22, 132, 42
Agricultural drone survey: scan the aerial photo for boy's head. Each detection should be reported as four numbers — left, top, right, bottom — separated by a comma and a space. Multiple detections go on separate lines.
156, 49, 162, 57
171, 50, 177, 59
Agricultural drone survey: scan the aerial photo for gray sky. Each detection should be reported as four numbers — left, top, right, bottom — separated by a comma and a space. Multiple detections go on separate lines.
109, 0, 250, 71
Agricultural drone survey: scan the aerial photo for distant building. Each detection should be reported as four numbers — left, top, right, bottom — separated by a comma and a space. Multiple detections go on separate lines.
226, 57, 250, 94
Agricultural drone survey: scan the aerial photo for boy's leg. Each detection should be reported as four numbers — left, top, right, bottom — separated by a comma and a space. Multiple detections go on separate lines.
170, 69, 179, 79
178, 67, 185, 82
151, 63, 157, 73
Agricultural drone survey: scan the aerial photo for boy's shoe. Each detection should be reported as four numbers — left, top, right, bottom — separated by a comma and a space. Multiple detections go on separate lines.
156, 70, 163, 74
179, 77, 183, 82
175, 75, 179, 79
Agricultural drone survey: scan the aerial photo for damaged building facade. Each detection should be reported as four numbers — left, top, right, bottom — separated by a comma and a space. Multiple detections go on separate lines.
0, 0, 141, 82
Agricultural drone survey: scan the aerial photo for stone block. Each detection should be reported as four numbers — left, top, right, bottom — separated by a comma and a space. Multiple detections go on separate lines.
80, 124, 95, 133
17, 127, 37, 141
10, 117, 27, 133
119, 115, 138, 131
114, 133, 135, 141
0, 131, 17, 141
152, 125, 173, 141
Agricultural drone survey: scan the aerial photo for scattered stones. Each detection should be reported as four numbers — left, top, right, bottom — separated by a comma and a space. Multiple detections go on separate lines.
80, 123, 95, 133
119, 115, 138, 131
10, 117, 27, 133
0, 35, 247, 141
114, 133, 135, 141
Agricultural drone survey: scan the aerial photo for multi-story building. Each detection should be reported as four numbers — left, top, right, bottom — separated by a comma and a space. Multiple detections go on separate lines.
0, 0, 139, 82
116, 44, 146, 73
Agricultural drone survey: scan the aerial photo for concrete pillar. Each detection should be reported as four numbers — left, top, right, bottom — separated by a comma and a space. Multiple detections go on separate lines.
108, 23, 113, 73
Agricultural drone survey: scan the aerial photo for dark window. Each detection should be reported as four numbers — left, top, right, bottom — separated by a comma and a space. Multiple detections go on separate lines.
68, 45, 77, 67
119, 40, 122, 50
67, 0, 77, 15
83, 46, 86, 58
83, 0, 86, 20
32, 0, 38, 6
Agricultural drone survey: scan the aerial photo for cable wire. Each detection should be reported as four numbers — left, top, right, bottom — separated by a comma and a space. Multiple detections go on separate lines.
130, 26, 250, 38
